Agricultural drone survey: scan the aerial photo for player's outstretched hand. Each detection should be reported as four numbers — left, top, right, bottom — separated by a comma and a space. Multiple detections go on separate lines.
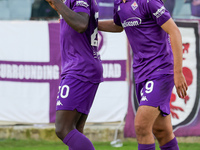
45, 0, 60, 11
174, 72, 188, 98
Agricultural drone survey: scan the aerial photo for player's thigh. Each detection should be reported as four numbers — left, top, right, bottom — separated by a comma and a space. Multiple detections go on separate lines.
76, 113, 88, 133
135, 106, 160, 130
153, 114, 173, 134
153, 114, 174, 144
55, 109, 82, 133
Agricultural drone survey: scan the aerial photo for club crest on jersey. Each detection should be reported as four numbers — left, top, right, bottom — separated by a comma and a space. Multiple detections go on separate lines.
131, 1, 138, 10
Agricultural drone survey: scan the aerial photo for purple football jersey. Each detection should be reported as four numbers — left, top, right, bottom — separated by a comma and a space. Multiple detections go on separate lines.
114, 0, 174, 83
60, 0, 103, 83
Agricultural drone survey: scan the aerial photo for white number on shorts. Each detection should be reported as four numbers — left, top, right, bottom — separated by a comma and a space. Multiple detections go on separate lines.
140, 88, 144, 96
57, 86, 61, 99
145, 81, 154, 93
60, 85, 70, 98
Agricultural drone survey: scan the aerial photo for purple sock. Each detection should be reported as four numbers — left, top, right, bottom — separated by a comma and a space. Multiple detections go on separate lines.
160, 137, 179, 150
138, 143, 155, 150
63, 129, 95, 150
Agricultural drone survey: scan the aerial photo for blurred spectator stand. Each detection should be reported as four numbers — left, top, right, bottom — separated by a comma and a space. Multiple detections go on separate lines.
31, 0, 58, 20
0, 0, 34, 20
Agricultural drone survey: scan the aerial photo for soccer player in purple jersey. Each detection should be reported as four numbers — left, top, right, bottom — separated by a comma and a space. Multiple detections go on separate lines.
46, 0, 103, 150
98, 0, 188, 150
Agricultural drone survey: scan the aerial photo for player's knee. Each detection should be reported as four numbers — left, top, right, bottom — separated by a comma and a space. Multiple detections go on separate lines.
153, 127, 163, 139
135, 122, 150, 136
55, 127, 64, 140
153, 126, 170, 141
55, 126, 70, 140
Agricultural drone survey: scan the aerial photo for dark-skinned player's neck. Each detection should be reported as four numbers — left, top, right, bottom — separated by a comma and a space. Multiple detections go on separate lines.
123, 0, 126, 3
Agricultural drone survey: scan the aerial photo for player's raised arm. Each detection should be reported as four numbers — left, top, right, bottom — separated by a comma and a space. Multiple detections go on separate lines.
46, 0, 89, 33
98, 20, 123, 32
161, 18, 188, 98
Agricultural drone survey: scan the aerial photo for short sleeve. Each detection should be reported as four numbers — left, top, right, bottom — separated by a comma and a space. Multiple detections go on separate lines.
146, 0, 171, 26
113, 0, 122, 26
71, 0, 90, 15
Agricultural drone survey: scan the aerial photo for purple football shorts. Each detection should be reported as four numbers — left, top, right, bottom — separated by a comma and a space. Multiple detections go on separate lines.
56, 75, 99, 115
135, 74, 174, 116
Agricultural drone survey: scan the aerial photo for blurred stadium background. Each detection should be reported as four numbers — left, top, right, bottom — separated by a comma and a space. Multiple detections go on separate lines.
0, 0, 200, 144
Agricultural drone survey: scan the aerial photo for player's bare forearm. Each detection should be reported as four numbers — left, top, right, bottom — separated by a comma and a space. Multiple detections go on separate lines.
170, 31, 188, 98
98, 20, 123, 32
46, 0, 89, 33
161, 18, 188, 98
161, 18, 183, 73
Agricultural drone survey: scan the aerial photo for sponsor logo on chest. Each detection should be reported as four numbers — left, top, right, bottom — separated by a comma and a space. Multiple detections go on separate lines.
122, 17, 141, 28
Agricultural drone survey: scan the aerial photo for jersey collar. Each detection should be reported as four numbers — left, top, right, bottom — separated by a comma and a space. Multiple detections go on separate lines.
121, 0, 131, 3
116, 0, 131, 4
